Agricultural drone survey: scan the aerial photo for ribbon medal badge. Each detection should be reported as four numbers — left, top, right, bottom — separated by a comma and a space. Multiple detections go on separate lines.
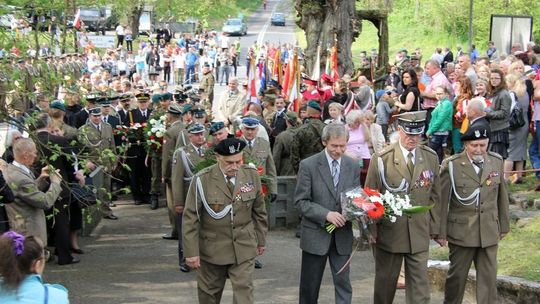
415, 170, 433, 189
486, 171, 499, 186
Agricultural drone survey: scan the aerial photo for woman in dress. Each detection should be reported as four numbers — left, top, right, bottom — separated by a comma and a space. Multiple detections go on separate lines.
344, 110, 371, 184
504, 73, 530, 183
394, 69, 421, 112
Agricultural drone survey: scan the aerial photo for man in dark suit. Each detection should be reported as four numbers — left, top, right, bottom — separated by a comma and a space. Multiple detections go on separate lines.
127, 93, 152, 205
294, 123, 361, 304
71, 95, 99, 128
270, 95, 288, 147
116, 94, 132, 127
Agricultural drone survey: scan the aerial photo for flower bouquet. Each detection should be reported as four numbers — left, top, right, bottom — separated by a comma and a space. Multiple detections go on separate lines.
127, 122, 147, 145
113, 125, 130, 145
144, 115, 167, 157
326, 186, 433, 233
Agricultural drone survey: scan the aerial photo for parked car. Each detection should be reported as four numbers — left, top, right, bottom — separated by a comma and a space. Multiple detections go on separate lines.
221, 18, 247, 36
271, 13, 285, 26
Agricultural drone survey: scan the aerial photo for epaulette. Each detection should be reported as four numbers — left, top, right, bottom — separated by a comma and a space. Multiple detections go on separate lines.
441, 153, 460, 167
242, 164, 258, 170
196, 165, 214, 176
487, 151, 503, 160
419, 144, 438, 156
378, 145, 394, 157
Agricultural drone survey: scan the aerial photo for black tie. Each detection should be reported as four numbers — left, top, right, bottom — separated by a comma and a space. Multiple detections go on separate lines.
226, 176, 235, 194
473, 161, 483, 176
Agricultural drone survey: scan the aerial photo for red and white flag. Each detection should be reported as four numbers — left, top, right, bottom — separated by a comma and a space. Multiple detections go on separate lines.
73, 9, 81, 29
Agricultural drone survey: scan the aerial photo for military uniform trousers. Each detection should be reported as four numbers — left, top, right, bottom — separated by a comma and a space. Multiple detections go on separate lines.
444, 243, 498, 304
174, 178, 192, 265
165, 182, 178, 238
374, 247, 430, 304
198, 258, 254, 304
127, 146, 151, 203
92, 169, 114, 217
151, 156, 163, 195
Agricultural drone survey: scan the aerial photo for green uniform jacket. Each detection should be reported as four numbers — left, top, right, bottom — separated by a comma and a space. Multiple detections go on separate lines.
171, 144, 204, 206
182, 164, 268, 265
242, 137, 278, 194
272, 128, 297, 176
364, 142, 443, 254
161, 120, 185, 182
290, 118, 325, 173
78, 122, 116, 170
439, 151, 510, 248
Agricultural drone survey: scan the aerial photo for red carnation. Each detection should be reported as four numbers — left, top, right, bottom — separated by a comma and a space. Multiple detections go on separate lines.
150, 135, 155, 140
261, 184, 268, 195
256, 165, 264, 176
235, 129, 243, 138
364, 187, 381, 197
367, 202, 384, 219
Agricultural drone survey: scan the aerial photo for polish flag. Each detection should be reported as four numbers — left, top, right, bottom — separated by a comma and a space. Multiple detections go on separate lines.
73, 9, 81, 29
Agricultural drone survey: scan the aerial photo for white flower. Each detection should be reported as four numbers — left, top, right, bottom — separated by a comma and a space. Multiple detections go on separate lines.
14, 80, 20, 87
151, 127, 157, 133
134, 123, 141, 128
64, 75, 71, 81
147, 131, 152, 136
248, 162, 256, 169
156, 131, 163, 138
390, 216, 397, 223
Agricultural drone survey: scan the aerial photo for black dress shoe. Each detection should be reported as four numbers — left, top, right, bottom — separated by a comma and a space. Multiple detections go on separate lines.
180, 263, 191, 273
150, 195, 159, 210
162, 234, 178, 240
104, 214, 118, 220
254, 259, 263, 269
70, 247, 85, 254
58, 257, 81, 265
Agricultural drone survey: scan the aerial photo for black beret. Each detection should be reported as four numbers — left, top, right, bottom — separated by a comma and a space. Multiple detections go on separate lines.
214, 138, 246, 156
461, 122, 491, 141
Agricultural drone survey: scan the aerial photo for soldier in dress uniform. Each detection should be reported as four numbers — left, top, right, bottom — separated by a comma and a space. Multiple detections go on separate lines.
161, 105, 184, 240
148, 93, 171, 210
78, 107, 118, 220
208, 121, 233, 147
290, 100, 326, 173
171, 123, 207, 272
439, 123, 510, 304
199, 63, 215, 112
364, 111, 443, 304
273, 111, 300, 176
175, 104, 194, 149
183, 137, 268, 303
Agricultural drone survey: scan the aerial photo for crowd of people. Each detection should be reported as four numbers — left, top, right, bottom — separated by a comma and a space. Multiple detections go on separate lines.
0, 26, 539, 302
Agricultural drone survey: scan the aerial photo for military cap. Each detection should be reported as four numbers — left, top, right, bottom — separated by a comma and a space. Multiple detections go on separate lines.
136, 92, 151, 102
396, 110, 426, 135
50, 100, 66, 112
100, 98, 112, 107
118, 93, 132, 102
461, 122, 491, 141
187, 123, 205, 134
161, 92, 173, 101
209, 121, 226, 135
303, 78, 317, 86
167, 104, 183, 115
215, 138, 246, 156
203, 63, 211, 68
182, 104, 193, 114
241, 117, 260, 128
307, 100, 321, 112
285, 111, 299, 123
89, 107, 102, 116
151, 93, 162, 103
192, 107, 206, 119
85, 95, 99, 103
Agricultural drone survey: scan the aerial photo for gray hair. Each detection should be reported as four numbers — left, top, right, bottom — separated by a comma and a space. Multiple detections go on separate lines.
5, 129, 22, 148
467, 97, 486, 112
345, 110, 363, 126
13, 138, 35, 158
425, 59, 441, 70
321, 123, 349, 142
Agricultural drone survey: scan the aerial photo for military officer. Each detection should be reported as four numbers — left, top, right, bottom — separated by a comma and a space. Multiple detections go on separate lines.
208, 121, 232, 147
290, 100, 326, 173
273, 111, 300, 176
78, 107, 118, 220
148, 93, 171, 210
175, 104, 194, 149
171, 123, 207, 272
161, 104, 184, 240
440, 123, 510, 304
183, 137, 268, 303
364, 111, 443, 304
199, 63, 215, 112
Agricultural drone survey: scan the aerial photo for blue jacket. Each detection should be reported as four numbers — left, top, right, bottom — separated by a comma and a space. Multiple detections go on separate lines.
0, 274, 69, 304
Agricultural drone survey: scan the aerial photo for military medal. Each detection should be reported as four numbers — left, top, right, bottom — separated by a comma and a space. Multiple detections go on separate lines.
240, 182, 254, 193
486, 179, 492, 186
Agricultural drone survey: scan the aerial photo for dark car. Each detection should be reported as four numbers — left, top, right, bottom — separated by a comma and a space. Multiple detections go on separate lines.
271, 13, 285, 26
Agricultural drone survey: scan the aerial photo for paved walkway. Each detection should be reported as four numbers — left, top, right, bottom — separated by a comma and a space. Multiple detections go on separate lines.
44, 197, 446, 303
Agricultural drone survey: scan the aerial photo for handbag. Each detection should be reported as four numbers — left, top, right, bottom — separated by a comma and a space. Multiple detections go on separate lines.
509, 92, 525, 130
70, 177, 97, 209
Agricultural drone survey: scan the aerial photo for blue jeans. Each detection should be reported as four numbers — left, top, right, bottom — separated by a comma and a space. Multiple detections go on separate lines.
185, 65, 196, 84
529, 121, 540, 179
428, 134, 448, 163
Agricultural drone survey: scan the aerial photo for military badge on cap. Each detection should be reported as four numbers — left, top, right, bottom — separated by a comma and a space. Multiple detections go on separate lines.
187, 123, 205, 134
396, 110, 427, 135
215, 138, 246, 156
167, 104, 183, 115
210, 121, 226, 135
88, 107, 102, 116
461, 123, 491, 141
241, 117, 260, 128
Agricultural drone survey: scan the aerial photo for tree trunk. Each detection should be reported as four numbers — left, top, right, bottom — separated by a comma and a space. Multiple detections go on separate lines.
357, 10, 389, 74
128, 2, 144, 40
296, 0, 359, 77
